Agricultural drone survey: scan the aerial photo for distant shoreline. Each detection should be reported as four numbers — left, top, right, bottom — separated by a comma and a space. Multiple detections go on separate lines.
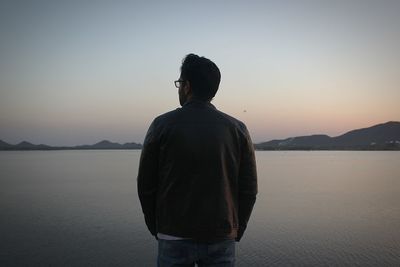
1, 148, 399, 151
1, 121, 399, 151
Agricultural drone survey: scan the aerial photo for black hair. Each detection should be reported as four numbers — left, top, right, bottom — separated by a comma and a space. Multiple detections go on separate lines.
180, 54, 221, 101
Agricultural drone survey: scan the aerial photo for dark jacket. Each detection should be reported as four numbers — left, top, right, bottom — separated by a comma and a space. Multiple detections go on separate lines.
137, 99, 257, 242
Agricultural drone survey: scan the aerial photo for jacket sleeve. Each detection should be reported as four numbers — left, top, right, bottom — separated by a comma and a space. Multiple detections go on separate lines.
137, 119, 159, 237
236, 125, 258, 241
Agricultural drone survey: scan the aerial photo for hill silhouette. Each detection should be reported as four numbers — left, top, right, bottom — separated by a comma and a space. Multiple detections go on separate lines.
0, 139, 142, 150
1, 121, 399, 151
255, 121, 400, 150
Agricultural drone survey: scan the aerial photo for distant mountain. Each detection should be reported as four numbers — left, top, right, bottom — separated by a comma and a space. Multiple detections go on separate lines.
0, 140, 142, 150
73, 140, 142, 149
1, 121, 399, 151
333, 121, 400, 147
0, 140, 12, 149
121, 142, 144, 149
74, 140, 124, 149
255, 121, 400, 150
14, 141, 52, 150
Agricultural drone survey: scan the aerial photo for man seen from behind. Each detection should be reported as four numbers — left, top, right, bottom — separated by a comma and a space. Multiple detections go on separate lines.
137, 53, 258, 267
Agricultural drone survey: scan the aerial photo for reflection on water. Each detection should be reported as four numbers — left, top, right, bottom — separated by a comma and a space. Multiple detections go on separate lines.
1, 151, 399, 266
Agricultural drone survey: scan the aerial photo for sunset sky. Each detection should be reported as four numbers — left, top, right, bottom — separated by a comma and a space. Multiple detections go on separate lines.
1, 1, 399, 146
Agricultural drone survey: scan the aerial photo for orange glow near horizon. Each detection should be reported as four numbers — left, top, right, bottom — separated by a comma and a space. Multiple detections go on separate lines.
0, 2, 399, 145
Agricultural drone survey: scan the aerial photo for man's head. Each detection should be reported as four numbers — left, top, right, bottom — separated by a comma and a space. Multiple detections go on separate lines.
177, 54, 221, 106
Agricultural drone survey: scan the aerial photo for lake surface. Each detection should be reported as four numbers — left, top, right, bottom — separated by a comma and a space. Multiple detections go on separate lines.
1, 150, 399, 266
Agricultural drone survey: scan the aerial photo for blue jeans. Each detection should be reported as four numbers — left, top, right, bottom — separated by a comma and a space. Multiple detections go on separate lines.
157, 239, 236, 267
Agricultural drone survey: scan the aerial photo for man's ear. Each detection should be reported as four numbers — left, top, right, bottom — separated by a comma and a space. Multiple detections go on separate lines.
184, 81, 192, 95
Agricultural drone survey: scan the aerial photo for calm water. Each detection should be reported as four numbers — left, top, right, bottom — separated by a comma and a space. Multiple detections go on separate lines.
1, 150, 399, 266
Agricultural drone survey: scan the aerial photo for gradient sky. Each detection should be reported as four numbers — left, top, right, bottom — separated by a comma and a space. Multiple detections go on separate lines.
1, 1, 399, 146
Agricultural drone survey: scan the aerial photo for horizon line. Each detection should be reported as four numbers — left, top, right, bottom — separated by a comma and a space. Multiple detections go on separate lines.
1, 120, 398, 147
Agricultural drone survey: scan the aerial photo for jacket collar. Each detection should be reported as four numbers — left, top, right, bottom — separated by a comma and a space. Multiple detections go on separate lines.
183, 97, 216, 110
